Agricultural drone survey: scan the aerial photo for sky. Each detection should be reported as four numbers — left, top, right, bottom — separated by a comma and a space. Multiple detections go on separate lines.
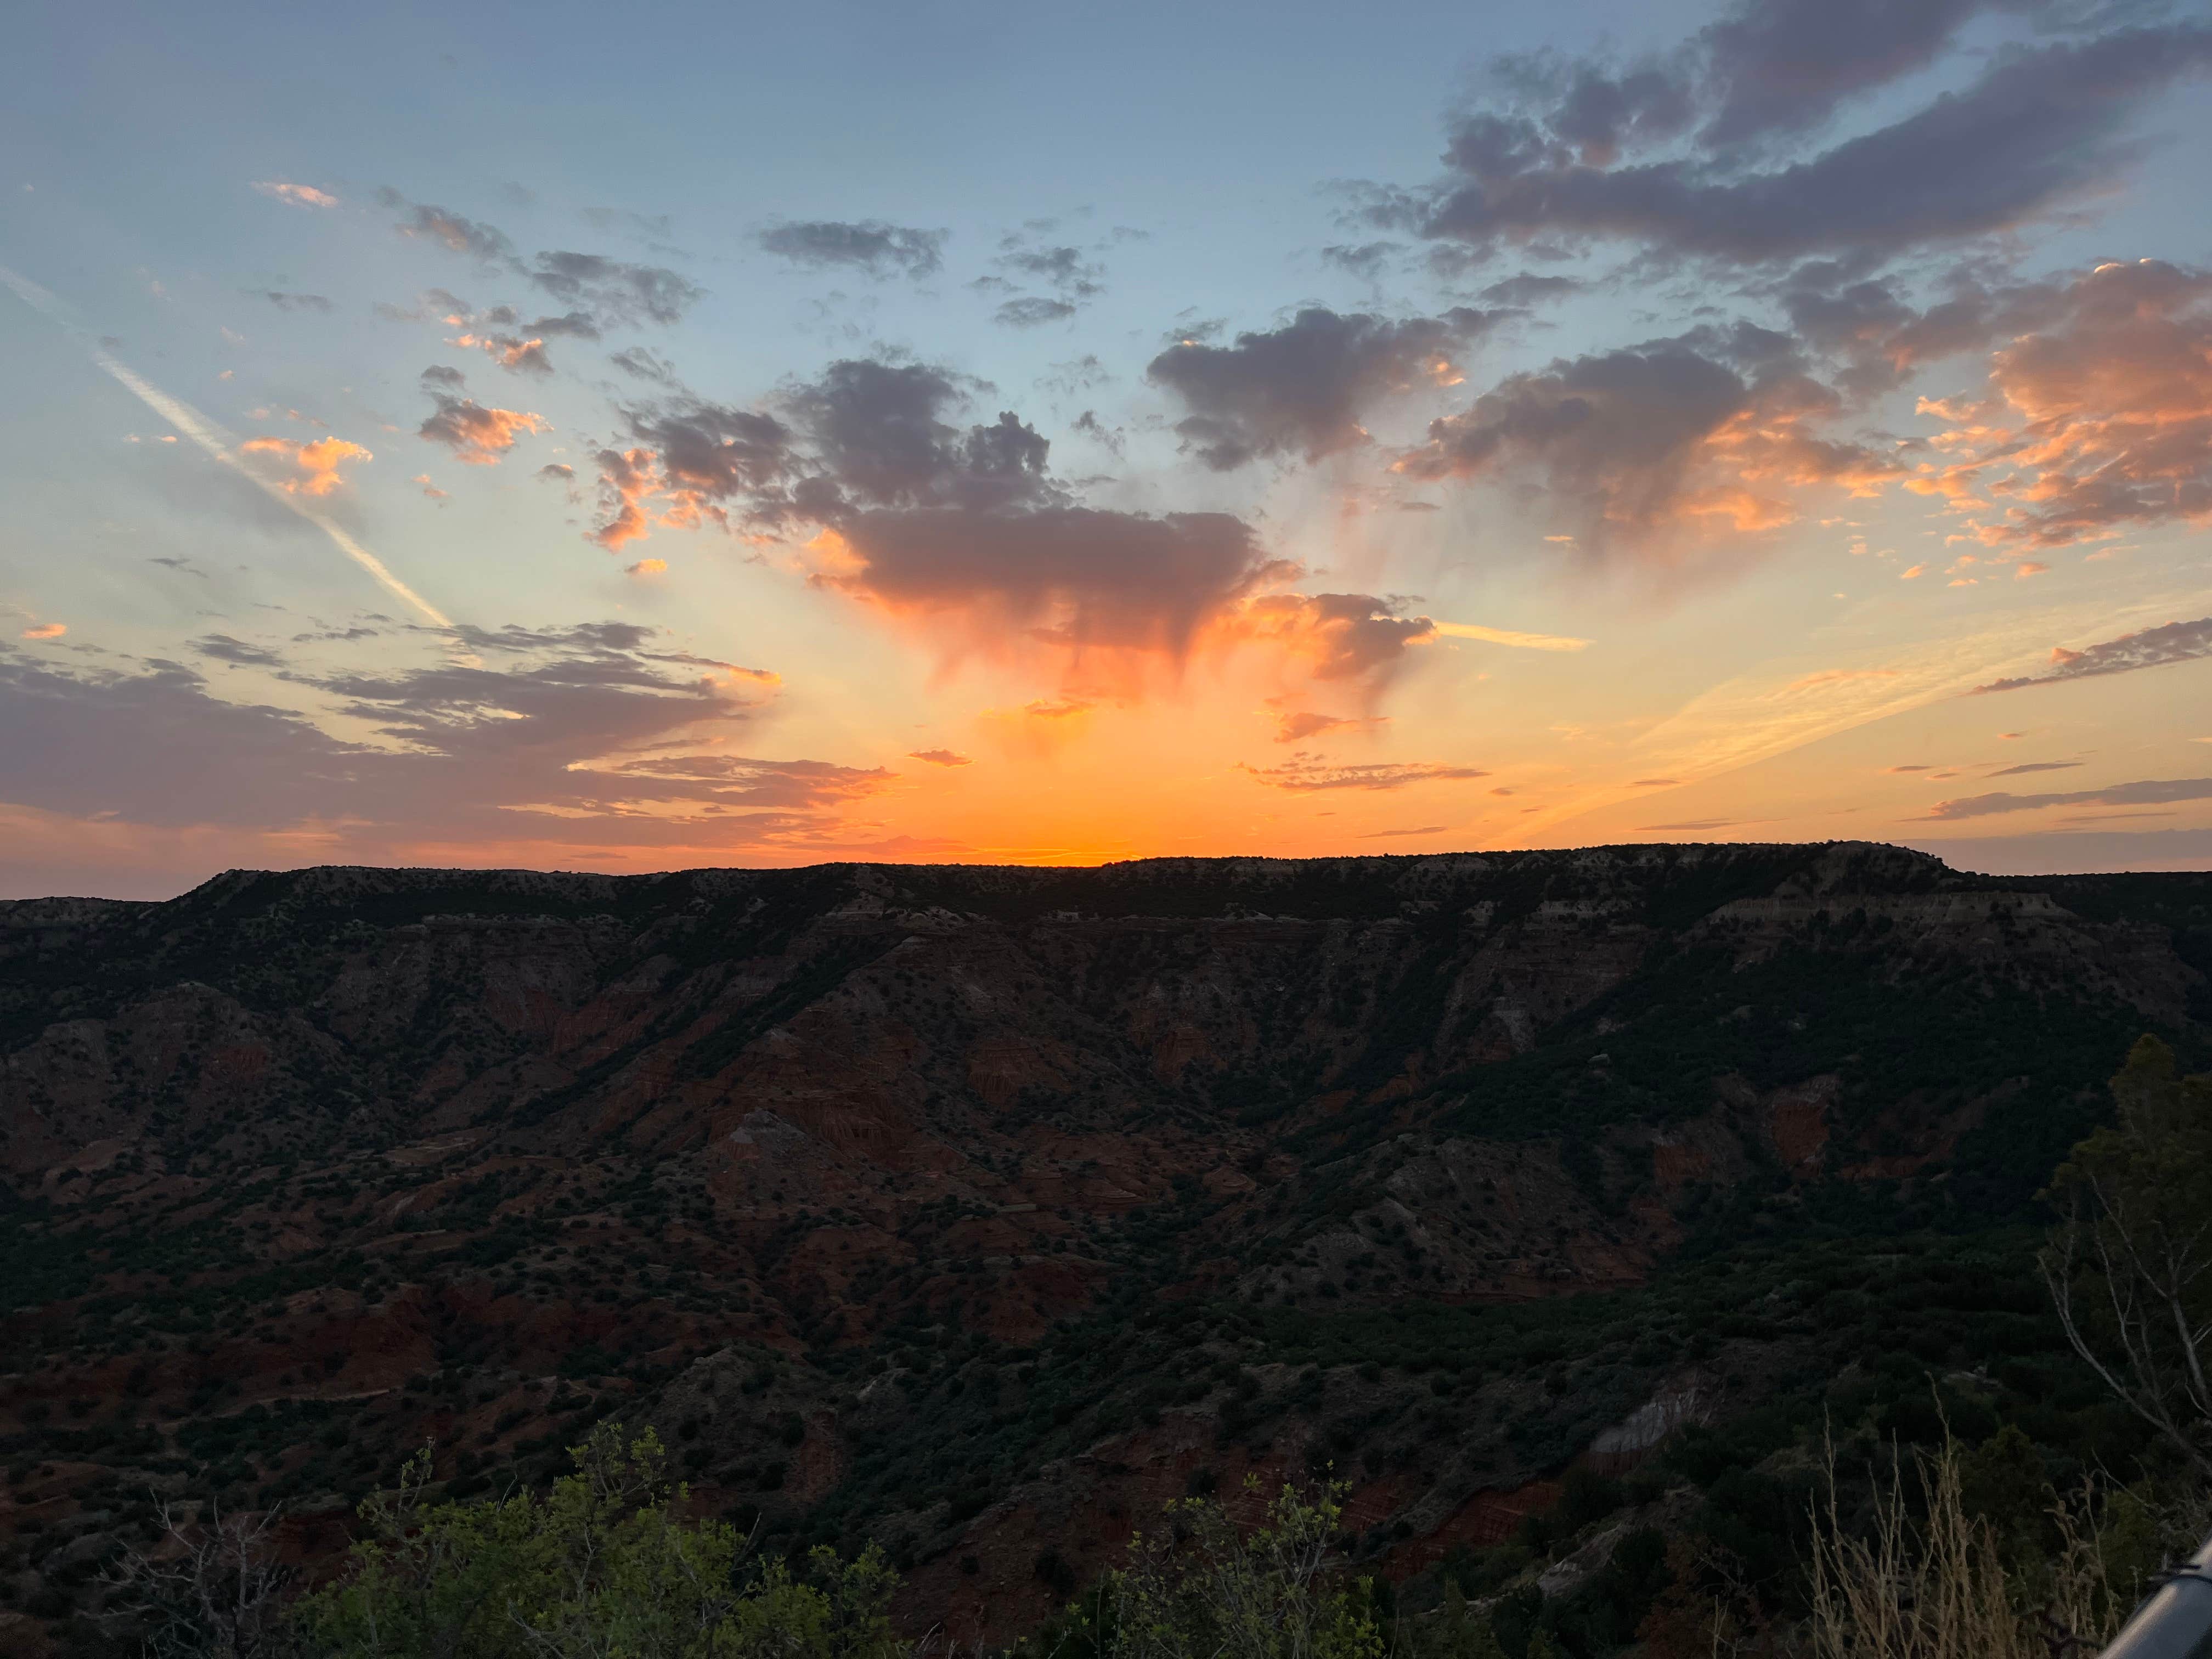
4, 0, 2212, 899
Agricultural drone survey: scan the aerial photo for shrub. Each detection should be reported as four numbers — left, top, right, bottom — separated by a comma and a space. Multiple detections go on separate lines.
292, 1425, 902, 1659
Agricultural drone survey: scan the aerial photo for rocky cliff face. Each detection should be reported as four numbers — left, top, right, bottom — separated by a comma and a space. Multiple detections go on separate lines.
2, 844, 2208, 1649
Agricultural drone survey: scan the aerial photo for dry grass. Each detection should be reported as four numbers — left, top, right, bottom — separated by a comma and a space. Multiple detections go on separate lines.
1803, 1434, 2169, 1659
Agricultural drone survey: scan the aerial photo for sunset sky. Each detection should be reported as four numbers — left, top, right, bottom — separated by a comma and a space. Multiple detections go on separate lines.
5, 0, 2212, 898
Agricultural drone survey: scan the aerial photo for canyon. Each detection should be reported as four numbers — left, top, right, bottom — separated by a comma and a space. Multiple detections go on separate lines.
2, 843, 2208, 1654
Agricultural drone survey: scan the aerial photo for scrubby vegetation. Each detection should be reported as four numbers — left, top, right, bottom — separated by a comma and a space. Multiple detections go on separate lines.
6, 855, 2212, 1656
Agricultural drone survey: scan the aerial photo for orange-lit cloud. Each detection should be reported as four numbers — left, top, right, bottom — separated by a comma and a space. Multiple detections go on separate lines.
908, 748, 972, 766
1270, 709, 1387, 743
590, 448, 659, 551
1238, 753, 1489, 791
1216, 592, 1436, 688
625, 557, 668, 577
239, 435, 373, 496
1393, 330, 1901, 559
416, 396, 548, 465
1920, 261, 2212, 549
20, 622, 66, 640
449, 332, 551, 375
252, 180, 338, 208
1430, 620, 1591, 651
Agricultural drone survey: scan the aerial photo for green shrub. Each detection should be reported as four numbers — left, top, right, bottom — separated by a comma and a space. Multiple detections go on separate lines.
293, 1425, 901, 1659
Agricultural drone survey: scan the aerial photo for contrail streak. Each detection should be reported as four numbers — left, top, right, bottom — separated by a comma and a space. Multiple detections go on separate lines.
0, 261, 456, 632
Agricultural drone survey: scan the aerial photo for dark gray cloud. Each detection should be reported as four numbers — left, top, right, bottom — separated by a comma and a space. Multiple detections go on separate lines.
782, 360, 1051, 514
1423, 20, 2212, 265
998, 245, 1102, 297
522, 311, 602, 340
758, 219, 947, 279
594, 357, 1294, 661
1927, 776, 2212, 820
1148, 306, 1509, 470
1391, 323, 1898, 547
610, 346, 678, 383
419, 364, 468, 388
1476, 273, 1582, 307
379, 191, 520, 264
995, 297, 1077, 328
1975, 617, 2212, 693
827, 507, 1283, 656
0, 621, 857, 844
529, 251, 702, 326
191, 635, 286, 668
377, 192, 703, 326
1692, 0, 1985, 149
250, 290, 332, 313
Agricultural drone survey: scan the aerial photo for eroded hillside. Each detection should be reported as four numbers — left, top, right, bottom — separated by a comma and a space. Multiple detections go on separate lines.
3, 844, 2209, 1651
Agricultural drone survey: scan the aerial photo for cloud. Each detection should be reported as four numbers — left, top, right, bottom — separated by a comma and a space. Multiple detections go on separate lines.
625, 557, 667, 577
381, 193, 519, 264
529, 251, 702, 326
0, 622, 905, 859
20, 623, 65, 640
191, 634, 285, 667
1918, 261, 2212, 550
1417, 19, 2212, 266
537, 462, 576, 481
417, 395, 548, 465
1272, 710, 1386, 743
610, 346, 678, 383
588, 447, 659, 552
238, 435, 372, 496
1361, 823, 1449, 838
1321, 242, 1401, 281
758, 219, 947, 279
1224, 593, 1437, 687
1987, 760, 2080, 777
1476, 272, 1582, 307
1393, 326, 1897, 551
591, 356, 1304, 680
524, 311, 602, 340
1926, 776, 2212, 820
251, 290, 332, 312
1148, 306, 1505, 470
1973, 613, 2212, 692
822, 508, 1280, 659
1238, 753, 1489, 791
589, 400, 794, 545
998, 244, 1103, 296
1431, 620, 1591, 651
419, 363, 469, 388
252, 181, 337, 208
377, 192, 703, 325
907, 748, 971, 766
996, 297, 1077, 328
449, 331, 552, 375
